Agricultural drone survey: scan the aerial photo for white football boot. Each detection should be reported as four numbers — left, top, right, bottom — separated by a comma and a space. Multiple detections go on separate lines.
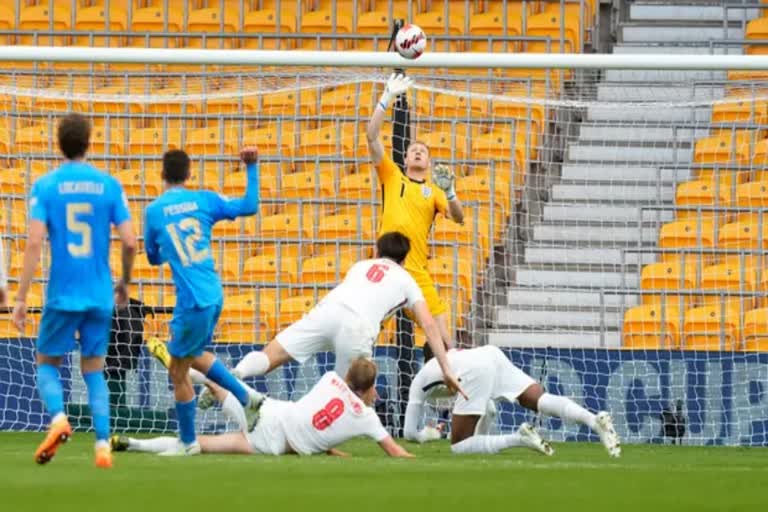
517, 422, 554, 456
594, 411, 621, 457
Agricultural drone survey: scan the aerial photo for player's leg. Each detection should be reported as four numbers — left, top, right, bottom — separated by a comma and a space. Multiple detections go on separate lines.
333, 313, 375, 378
410, 269, 452, 348
79, 308, 115, 468
449, 414, 552, 455
113, 433, 253, 455
517, 383, 621, 457
234, 340, 294, 378
33, 309, 76, 465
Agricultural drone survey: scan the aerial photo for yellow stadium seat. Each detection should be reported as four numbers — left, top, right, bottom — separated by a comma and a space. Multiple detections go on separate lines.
719, 219, 768, 249
320, 86, 376, 117
694, 130, 760, 164
217, 251, 242, 282
433, 92, 489, 119
129, 127, 182, 156
90, 126, 125, 156
711, 95, 768, 125
700, 263, 756, 309
212, 215, 257, 238
130, 2, 183, 33
262, 89, 317, 116
736, 180, 768, 210
218, 293, 273, 343
456, 173, 510, 241
260, 213, 312, 240
301, 254, 355, 285
186, 127, 236, 157
115, 169, 162, 197
524, 12, 580, 53
134, 252, 161, 281
683, 303, 740, 350
414, 10, 465, 52
433, 212, 490, 260
743, 307, 768, 351
259, 242, 310, 261
277, 294, 317, 330
186, 2, 239, 49
242, 9, 297, 49
318, 213, 374, 239
0, 4, 14, 34
74, 4, 128, 47
419, 130, 468, 160
338, 172, 376, 201
491, 83, 548, 134
204, 83, 261, 114
750, 138, 768, 169
15, 123, 52, 153
356, 11, 390, 50
0, 170, 27, 196
299, 9, 353, 50
18, 3, 71, 46
622, 304, 681, 349
224, 169, 278, 200
658, 219, 716, 249
746, 17, 768, 55
473, 128, 528, 173
243, 254, 299, 285
468, 9, 523, 52
297, 124, 357, 158
640, 261, 697, 309
280, 170, 335, 199
428, 257, 472, 294
675, 179, 732, 222
243, 126, 295, 157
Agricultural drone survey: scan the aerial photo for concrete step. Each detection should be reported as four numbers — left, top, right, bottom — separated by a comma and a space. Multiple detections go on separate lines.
551, 183, 674, 202
629, 4, 759, 22
595, 84, 724, 102
577, 124, 711, 144
506, 287, 639, 308
533, 223, 658, 243
542, 203, 674, 223
515, 268, 640, 288
567, 144, 693, 164
604, 69, 727, 82
523, 246, 657, 266
487, 329, 622, 348
621, 24, 744, 43
612, 44, 743, 55
587, 103, 712, 122
560, 164, 691, 183
495, 308, 623, 329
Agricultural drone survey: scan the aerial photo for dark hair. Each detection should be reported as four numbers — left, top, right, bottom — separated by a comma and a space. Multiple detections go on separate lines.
346, 358, 377, 394
57, 113, 91, 160
376, 232, 411, 265
162, 149, 191, 185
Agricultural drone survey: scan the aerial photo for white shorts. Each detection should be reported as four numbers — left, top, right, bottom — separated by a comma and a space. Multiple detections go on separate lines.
247, 399, 290, 456
275, 301, 377, 376
452, 346, 536, 416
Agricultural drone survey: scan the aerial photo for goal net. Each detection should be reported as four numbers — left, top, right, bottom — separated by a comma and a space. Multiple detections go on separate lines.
1, 59, 768, 446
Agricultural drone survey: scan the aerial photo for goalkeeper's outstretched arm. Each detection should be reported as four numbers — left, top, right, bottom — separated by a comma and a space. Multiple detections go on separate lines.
367, 73, 413, 166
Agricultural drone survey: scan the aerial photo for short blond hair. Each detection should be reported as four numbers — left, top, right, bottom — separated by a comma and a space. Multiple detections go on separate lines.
407, 140, 430, 155
345, 358, 377, 394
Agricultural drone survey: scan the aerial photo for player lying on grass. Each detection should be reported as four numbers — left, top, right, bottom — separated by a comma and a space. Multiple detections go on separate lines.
404, 346, 622, 457
112, 358, 414, 458
13, 113, 137, 469
142, 147, 263, 456
191, 231, 465, 407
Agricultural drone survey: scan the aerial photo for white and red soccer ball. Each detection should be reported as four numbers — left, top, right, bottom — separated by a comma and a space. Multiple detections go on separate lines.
395, 24, 427, 59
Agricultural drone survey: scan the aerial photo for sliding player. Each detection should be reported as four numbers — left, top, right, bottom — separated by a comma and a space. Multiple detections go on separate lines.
224, 231, 464, 402
143, 147, 263, 456
366, 73, 464, 350
404, 346, 622, 457
112, 358, 413, 458
12, 113, 137, 468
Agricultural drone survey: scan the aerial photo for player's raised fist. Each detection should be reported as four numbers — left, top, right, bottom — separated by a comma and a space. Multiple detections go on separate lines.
240, 146, 259, 165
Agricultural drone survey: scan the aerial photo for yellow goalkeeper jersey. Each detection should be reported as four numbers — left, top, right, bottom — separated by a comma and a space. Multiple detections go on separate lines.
376, 156, 448, 271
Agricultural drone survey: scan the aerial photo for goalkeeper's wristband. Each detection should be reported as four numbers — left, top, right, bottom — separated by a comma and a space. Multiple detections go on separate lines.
446, 188, 457, 201
378, 92, 392, 111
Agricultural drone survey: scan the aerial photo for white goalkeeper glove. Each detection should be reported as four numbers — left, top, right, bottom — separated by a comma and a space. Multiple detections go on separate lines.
378, 73, 413, 111
432, 163, 457, 201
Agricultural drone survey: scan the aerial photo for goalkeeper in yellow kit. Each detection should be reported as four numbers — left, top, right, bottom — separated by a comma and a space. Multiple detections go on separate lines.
366, 73, 465, 346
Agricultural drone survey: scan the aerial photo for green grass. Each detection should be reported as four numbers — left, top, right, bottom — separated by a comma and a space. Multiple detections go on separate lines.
1, 433, 766, 512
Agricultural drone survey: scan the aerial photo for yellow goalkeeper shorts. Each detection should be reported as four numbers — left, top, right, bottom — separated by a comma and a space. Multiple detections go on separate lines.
407, 267, 448, 317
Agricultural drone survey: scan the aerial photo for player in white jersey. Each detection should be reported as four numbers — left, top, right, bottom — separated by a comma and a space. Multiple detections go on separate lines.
218, 231, 464, 399
112, 358, 413, 458
404, 346, 622, 457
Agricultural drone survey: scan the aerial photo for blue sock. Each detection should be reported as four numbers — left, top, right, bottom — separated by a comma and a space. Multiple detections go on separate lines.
36, 364, 64, 419
82, 370, 110, 442
206, 359, 249, 406
175, 398, 197, 445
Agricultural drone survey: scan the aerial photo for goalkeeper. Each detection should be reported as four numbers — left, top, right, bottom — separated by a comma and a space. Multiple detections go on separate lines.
366, 73, 465, 347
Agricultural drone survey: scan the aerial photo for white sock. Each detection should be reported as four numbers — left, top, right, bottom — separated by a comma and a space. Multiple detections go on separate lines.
95, 440, 109, 451
221, 391, 248, 432
51, 412, 67, 424
188, 368, 207, 385
537, 393, 598, 430
451, 435, 524, 454
235, 351, 270, 378
128, 436, 178, 453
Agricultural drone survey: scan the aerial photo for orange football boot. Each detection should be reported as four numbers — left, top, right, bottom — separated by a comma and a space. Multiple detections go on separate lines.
95, 445, 113, 469
34, 416, 72, 465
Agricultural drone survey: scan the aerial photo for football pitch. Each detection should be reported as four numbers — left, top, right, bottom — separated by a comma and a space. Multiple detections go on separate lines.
1, 433, 766, 512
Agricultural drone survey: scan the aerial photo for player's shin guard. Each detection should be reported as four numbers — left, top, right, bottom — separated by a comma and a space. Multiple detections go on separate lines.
234, 351, 269, 379
37, 364, 65, 419
83, 370, 111, 441
175, 398, 197, 445
128, 436, 178, 453
450, 435, 524, 454
206, 359, 250, 406
537, 393, 598, 430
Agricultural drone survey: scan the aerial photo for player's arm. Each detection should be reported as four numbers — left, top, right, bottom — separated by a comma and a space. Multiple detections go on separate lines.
143, 212, 163, 266
367, 73, 414, 167
111, 183, 136, 305
13, 182, 48, 329
378, 436, 415, 458
326, 448, 351, 457
412, 300, 467, 400
433, 164, 464, 224
212, 147, 260, 220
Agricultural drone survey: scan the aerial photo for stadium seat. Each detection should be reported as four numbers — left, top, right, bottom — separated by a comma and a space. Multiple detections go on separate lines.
746, 17, 768, 55
524, 12, 580, 53
218, 292, 274, 343
130, 1, 183, 33
280, 170, 335, 199
433, 92, 489, 119
0, 4, 14, 40
128, 127, 182, 156
711, 95, 768, 126
18, 3, 71, 46
700, 262, 756, 307
414, 10, 465, 52
456, 173, 510, 241
468, 8, 523, 52
243, 126, 295, 157
693, 130, 760, 164
301, 254, 356, 285
473, 127, 530, 173
299, 9, 354, 50
749, 138, 768, 171
115, 169, 162, 197
242, 9, 297, 49
90, 125, 126, 156
428, 257, 473, 295
186, 126, 236, 157
260, 213, 313, 240
297, 124, 357, 158
242, 254, 299, 286
277, 294, 317, 330
74, 4, 128, 47
491, 83, 548, 137
134, 252, 161, 281
263, 89, 317, 117
433, 212, 491, 260
419, 130, 468, 160
320, 85, 376, 117
186, 2, 240, 49
224, 168, 278, 200
218, 251, 243, 282
15, 122, 53, 153
674, 179, 732, 222
622, 304, 681, 349
743, 307, 768, 351
683, 303, 741, 351
338, 172, 377, 201
355, 11, 390, 51
658, 219, 716, 250
640, 261, 697, 309
718, 220, 768, 269
736, 181, 768, 216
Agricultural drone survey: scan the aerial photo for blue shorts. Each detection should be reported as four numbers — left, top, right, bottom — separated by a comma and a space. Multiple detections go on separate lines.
37, 307, 112, 358
167, 303, 222, 359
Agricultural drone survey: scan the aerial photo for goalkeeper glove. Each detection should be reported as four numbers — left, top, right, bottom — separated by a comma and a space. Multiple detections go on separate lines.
378, 73, 413, 111
432, 164, 457, 201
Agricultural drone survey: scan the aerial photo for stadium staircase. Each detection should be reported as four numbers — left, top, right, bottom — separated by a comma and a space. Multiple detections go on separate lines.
486, 1, 762, 348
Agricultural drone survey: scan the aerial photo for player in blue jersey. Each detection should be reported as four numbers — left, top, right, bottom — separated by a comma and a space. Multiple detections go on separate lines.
12, 113, 137, 469
143, 147, 263, 456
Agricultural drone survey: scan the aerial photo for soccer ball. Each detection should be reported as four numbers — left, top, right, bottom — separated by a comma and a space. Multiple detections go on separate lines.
395, 24, 427, 59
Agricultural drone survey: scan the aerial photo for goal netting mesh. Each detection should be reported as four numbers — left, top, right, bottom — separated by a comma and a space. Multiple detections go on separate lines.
1, 65, 768, 446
